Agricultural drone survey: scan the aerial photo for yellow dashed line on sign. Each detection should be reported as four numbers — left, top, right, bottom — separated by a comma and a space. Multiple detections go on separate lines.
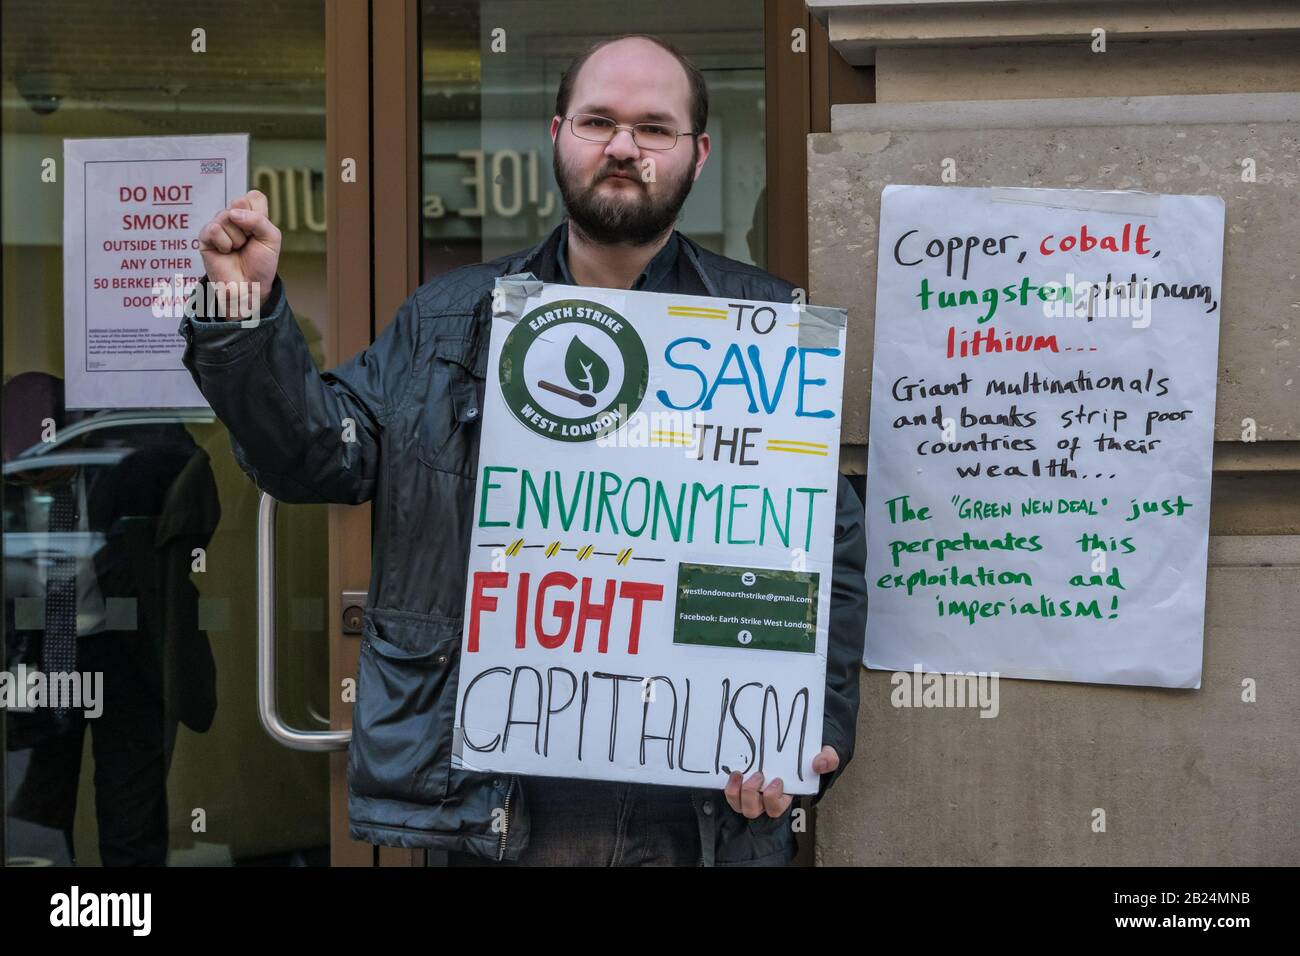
768, 446, 828, 456
667, 305, 729, 320
651, 430, 694, 445
769, 439, 828, 449
768, 439, 830, 456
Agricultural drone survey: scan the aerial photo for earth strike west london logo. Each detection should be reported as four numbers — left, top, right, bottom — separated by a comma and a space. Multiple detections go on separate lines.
500, 299, 648, 442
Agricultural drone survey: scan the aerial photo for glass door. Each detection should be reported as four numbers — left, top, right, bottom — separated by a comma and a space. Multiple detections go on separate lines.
2, 0, 343, 867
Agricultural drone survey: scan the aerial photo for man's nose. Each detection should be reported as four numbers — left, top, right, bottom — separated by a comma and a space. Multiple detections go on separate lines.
603, 127, 640, 162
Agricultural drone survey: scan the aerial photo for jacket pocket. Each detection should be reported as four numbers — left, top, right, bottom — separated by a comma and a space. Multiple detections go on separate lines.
349, 610, 461, 806
711, 802, 797, 865
416, 334, 485, 477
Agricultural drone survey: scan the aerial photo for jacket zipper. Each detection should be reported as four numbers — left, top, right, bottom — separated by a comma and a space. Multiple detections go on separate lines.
496, 777, 514, 861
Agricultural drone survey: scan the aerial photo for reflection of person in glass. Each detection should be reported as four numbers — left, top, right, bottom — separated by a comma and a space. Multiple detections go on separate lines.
3, 372, 220, 866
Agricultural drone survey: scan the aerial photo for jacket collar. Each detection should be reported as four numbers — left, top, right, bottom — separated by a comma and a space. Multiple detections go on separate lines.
518, 220, 567, 284
515, 219, 717, 296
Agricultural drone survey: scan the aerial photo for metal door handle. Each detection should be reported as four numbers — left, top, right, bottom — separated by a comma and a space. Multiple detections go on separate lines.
258, 492, 351, 751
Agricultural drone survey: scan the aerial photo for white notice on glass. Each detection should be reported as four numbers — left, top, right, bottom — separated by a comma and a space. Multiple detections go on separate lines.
63, 134, 248, 409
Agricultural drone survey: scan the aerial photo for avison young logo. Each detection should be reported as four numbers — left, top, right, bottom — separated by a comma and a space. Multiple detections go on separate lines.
500, 299, 649, 442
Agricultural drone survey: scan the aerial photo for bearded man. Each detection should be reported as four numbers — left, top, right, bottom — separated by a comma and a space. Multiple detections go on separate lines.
180, 32, 867, 867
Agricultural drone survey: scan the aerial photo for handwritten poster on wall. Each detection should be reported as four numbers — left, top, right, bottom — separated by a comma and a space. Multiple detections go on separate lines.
63, 134, 248, 409
864, 185, 1225, 689
454, 280, 848, 792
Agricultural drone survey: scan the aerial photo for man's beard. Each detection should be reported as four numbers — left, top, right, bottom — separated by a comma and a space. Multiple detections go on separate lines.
553, 142, 696, 246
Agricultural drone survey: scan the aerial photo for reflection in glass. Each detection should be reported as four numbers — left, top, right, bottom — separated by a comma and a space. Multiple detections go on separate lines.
3, 0, 331, 866
4, 373, 220, 865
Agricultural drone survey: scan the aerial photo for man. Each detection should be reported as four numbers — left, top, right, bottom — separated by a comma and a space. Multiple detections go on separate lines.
181, 33, 866, 866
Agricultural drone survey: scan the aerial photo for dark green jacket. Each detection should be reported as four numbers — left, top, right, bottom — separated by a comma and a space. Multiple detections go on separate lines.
179, 220, 867, 865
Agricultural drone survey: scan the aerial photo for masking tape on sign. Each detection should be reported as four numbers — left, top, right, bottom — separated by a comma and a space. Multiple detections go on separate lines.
493, 274, 545, 323
795, 303, 848, 349
990, 187, 1161, 218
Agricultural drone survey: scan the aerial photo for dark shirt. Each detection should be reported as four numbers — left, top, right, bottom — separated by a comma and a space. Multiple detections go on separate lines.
555, 219, 681, 292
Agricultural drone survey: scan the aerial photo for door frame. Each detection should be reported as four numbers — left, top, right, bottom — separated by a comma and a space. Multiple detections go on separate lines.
764, 0, 875, 292
324, 0, 424, 867
323, 0, 429, 867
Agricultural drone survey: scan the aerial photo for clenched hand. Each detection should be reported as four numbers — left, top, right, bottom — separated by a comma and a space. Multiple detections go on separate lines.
196, 189, 282, 319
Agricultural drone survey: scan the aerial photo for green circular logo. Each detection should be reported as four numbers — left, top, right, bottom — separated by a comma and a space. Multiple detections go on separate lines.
499, 298, 649, 442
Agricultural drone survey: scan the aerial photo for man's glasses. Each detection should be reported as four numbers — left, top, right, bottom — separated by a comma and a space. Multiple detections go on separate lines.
565, 113, 696, 151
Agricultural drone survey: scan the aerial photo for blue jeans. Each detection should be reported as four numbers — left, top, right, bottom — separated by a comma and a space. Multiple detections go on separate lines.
446, 776, 702, 866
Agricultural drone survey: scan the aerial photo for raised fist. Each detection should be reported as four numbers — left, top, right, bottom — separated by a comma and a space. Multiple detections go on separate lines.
196, 189, 281, 319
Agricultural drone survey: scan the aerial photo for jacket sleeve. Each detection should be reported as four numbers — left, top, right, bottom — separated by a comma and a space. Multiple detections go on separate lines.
179, 274, 420, 504
813, 473, 868, 805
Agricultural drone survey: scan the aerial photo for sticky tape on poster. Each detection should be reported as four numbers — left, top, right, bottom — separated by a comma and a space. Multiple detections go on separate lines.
451, 727, 464, 761
795, 303, 848, 348
990, 187, 1161, 218
493, 274, 545, 323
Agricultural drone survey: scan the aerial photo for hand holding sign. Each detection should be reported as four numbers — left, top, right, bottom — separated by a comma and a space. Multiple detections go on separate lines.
196, 188, 281, 317
723, 745, 839, 819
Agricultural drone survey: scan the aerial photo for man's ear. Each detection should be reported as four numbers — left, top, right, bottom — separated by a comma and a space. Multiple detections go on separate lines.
550, 115, 562, 142
692, 132, 712, 181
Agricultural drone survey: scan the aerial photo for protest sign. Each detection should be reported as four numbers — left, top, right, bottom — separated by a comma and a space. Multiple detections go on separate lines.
454, 280, 848, 792
63, 134, 248, 409
864, 185, 1225, 688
